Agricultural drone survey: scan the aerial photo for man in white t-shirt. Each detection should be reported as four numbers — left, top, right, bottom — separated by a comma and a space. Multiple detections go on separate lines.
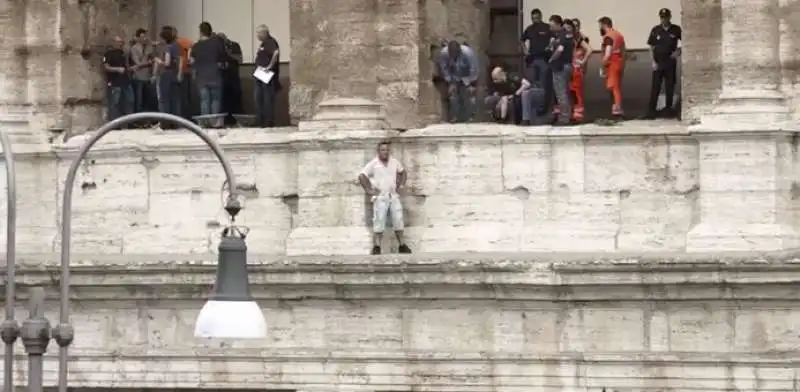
358, 141, 412, 255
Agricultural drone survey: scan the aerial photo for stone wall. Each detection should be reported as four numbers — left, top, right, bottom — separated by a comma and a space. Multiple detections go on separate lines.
2, 253, 800, 390
2, 121, 799, 255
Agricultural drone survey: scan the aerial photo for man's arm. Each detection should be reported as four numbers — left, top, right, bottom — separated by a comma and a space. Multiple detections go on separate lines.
519, 27, 530, 54
102, 53, 123, 73
580, 39, 592, 63
647, 27, 658, 62
601, 37, 613, 65
267, 40, 280, 70
358, 161, 377, 194
437, 49, 452, 83
230, 42, 243, 63
673, 26, 682, 57
395, 161, 407, 188
464, 46, 480, 84
548, 38, 564, 64
515, 78, 531, 95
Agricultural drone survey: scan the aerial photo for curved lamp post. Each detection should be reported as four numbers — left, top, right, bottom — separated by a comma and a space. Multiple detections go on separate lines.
38, 112, 266, 392
0, 130, 18, 392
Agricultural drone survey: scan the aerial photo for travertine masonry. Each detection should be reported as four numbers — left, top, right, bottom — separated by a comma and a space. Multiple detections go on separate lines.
2, 252, 800, 391
1, 120, 797, 255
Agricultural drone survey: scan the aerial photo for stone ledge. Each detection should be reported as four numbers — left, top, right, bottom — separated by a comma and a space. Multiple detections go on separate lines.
6, 351, 798, 391
3, 251, 800, 300
43, 121, 700, 157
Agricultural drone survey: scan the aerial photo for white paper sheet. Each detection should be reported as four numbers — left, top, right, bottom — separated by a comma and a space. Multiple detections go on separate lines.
253, 67, 274, 84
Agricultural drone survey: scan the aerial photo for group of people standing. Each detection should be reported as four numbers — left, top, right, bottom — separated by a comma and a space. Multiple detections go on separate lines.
439, 7, 682, 125
102, 23, 281, 128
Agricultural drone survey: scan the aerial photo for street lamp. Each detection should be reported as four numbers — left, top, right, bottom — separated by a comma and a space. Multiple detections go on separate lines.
19, 112, 266, 392
0, 130, 19, 392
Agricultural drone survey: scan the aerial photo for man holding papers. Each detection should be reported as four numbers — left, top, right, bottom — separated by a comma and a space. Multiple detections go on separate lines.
253, 24, 281, 128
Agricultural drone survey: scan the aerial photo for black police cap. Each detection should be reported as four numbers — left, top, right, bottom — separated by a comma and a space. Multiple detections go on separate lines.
659, 8, 671, 17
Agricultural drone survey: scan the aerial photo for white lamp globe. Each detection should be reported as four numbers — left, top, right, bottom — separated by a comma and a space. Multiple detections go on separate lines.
194, 300, 267, 338
194, 227, 266, 339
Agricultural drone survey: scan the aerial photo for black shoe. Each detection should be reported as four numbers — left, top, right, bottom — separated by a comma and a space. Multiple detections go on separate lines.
398, 244, 412, 254
371, 246, 381, 255
644, 112, 657, 120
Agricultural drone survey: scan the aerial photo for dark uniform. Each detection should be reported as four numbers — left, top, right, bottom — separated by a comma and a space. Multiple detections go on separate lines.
103, 47, 134, 122
646, 8, 682, 117
254, 35, 280, 127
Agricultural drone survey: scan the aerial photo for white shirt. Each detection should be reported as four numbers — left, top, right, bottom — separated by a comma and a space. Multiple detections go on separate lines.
360, 157, 404, 194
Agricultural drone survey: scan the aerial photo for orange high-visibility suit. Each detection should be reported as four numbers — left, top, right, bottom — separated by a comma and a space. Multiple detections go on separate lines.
570, 34, 589, 122
601, 28, 626, 116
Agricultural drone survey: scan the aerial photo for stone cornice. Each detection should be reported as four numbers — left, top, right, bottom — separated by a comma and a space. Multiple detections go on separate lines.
42, 121, 703, 159
3, 252, 800, 300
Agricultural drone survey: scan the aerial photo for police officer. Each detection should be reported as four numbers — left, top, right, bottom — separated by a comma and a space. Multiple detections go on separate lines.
645, 8, 682, 119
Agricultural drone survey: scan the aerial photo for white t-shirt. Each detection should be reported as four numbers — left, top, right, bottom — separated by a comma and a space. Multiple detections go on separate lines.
360, 157, 404, 194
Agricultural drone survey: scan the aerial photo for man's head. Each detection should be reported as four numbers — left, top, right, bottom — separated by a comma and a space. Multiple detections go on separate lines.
199, 21, 213, 37
490, 66, 507, 83
659, 8, 672, 25
376, 141, 391, 161
217, 32, 229, 42
572, 18, 581, 32
256, 24, 269, 41
597, 16, 613, 35
135, 28, 148, 44
531, 8, 542, 23
563, 19, 575, 33
111, 35, 124, 49
160, 26, 175, 43
549, 15, 563, 32
446, 40, 461, 59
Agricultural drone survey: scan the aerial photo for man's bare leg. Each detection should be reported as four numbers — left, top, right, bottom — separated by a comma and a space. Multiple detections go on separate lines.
396, 231, 411, 253
372, 232, 383, 255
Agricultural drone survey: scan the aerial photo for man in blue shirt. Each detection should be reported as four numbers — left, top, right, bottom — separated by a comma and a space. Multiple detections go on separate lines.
437, 40, 480, 123
547, 15, 574, 126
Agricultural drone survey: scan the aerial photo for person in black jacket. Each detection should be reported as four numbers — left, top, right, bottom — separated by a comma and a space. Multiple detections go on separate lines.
217, 33, 243, 126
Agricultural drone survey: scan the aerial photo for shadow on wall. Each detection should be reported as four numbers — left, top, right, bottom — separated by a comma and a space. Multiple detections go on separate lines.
236, 51, 680, 127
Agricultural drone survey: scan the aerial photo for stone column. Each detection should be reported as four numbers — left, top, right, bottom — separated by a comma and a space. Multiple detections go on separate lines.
779, 0, 800, 118
705, 0, 788, 127
687, 0, 798, 251
0, 1, 38, 146
290, 0, 387, 130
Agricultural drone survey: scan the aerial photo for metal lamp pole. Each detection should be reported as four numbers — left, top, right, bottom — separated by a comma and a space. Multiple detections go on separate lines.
22, 112, 246, 392
0, 130, 19, 392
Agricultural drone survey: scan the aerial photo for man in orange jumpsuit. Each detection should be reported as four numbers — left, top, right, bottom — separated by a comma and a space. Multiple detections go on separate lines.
598, 16, 626, 117
567, 19, 591, 122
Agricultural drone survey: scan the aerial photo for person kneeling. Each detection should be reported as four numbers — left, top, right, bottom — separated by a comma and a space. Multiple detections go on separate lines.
358, 141, 412, 255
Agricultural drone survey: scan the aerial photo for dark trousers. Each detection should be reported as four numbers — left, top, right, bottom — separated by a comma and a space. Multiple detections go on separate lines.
648, 60, 678, 114
157, 73, 181, 126
106, 84, 134, 122
132, 79, 156, 113
525, 57, 554, 112
254, 80, 276, 127
179, 72, 197, 120
222, 72, 243, 125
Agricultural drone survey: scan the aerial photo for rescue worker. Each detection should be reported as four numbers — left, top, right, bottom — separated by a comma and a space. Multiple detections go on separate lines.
568, 19, 591, 122
598, 16, 626, 117
645, 8, 682, 119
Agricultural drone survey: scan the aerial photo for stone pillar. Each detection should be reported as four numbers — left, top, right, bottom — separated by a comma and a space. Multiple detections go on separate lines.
687, 0, 798, 251
290, 0, 384, 127
680, 0, 722, 123
706, 0, 787, 126
779, 0, 800, 118
0, 1, 38, 146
